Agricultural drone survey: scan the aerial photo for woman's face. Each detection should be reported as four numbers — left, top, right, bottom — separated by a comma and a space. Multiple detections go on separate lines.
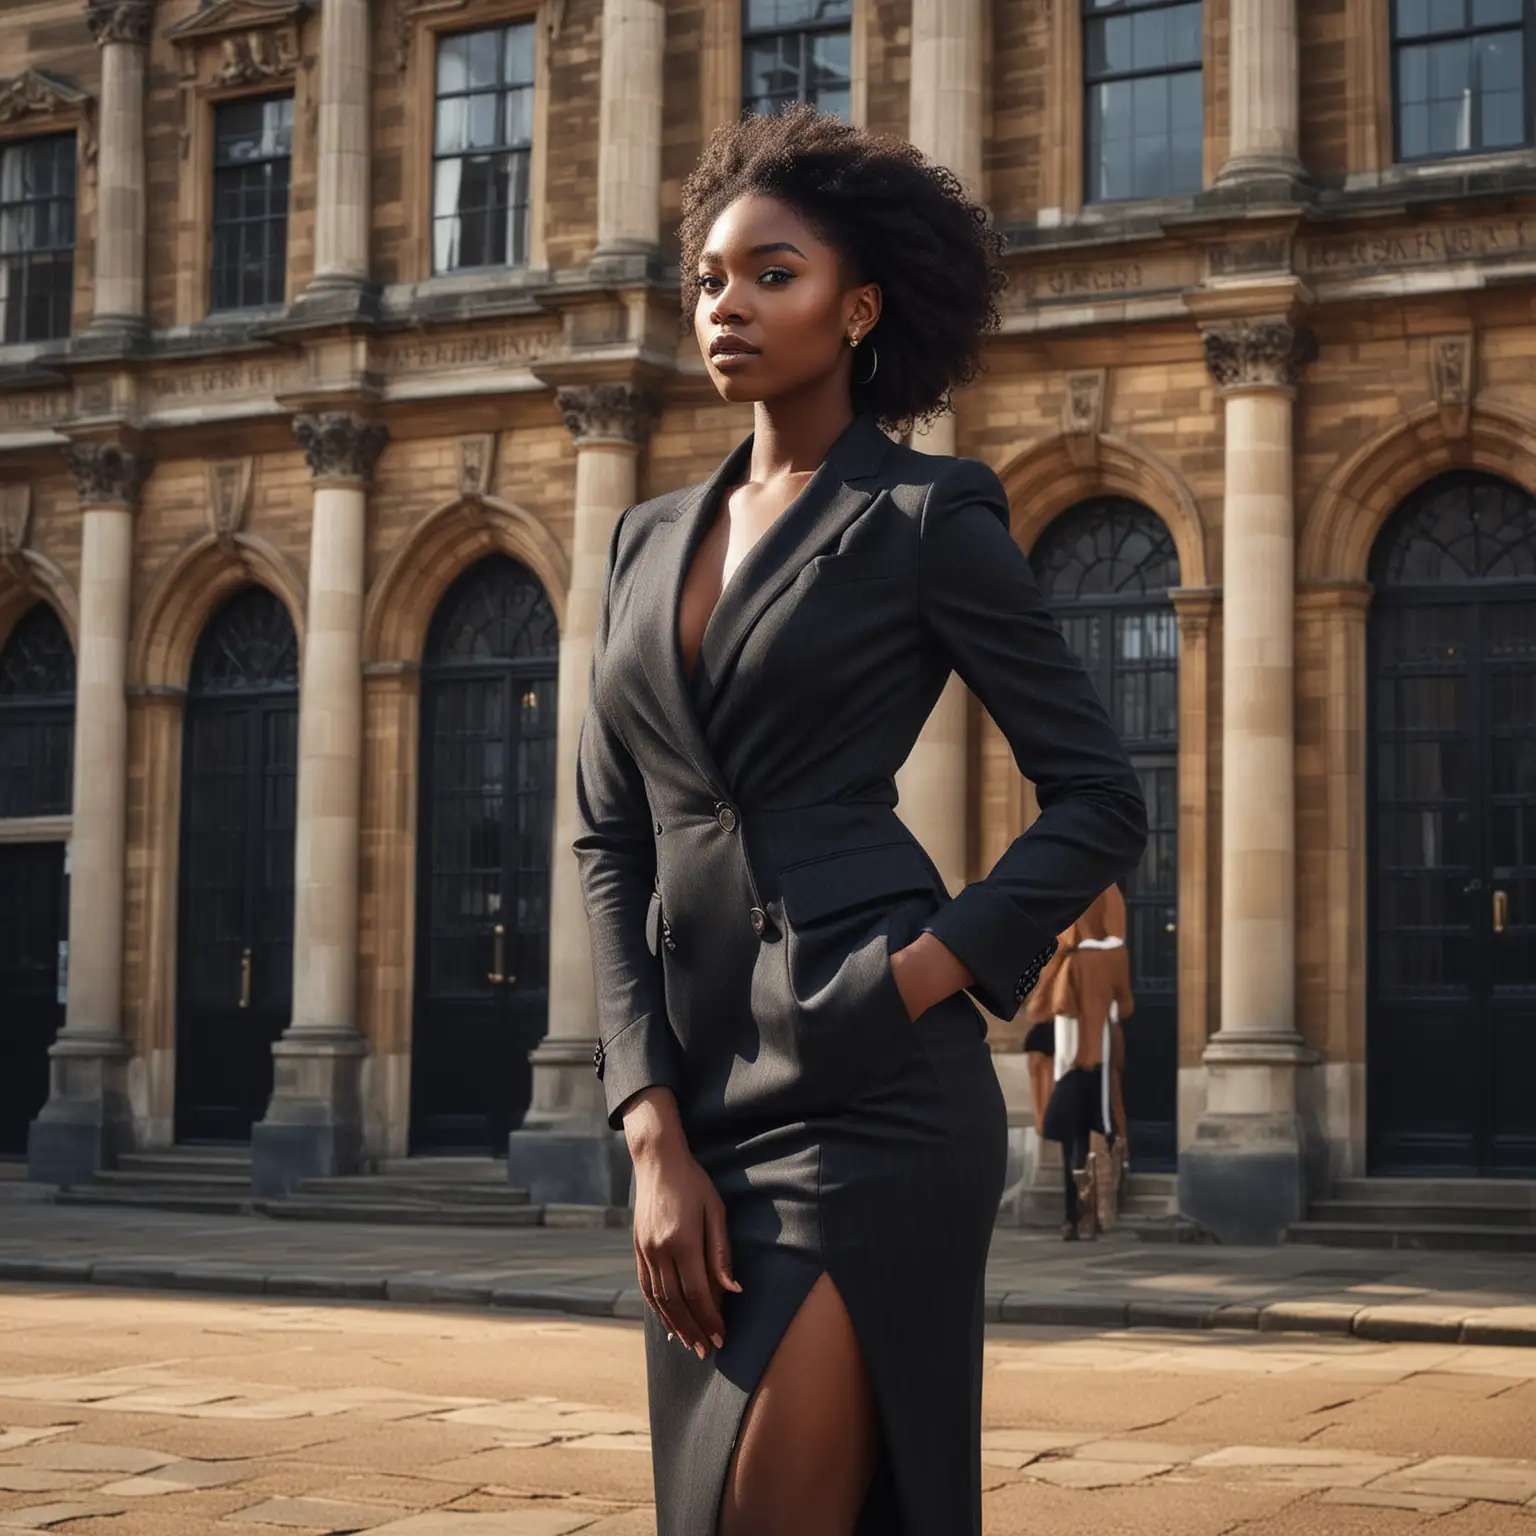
693, 193, 880, 407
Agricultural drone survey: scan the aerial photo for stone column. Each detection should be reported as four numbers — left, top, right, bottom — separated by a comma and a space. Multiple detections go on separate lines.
1178, 316, 1322, 1244
909, 0, 986, 198
507, 383, 658, 1206
298, 0, 372, 314
250, 412, 386, 1198
1217, 0, 1303, 187
594, 0, 664, 259
899, 0, 985, 899
28, 441, 149, 1186
85, 1, 155, 339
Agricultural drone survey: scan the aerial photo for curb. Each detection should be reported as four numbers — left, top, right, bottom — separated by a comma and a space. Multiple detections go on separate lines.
1, 1255, 1533, 1349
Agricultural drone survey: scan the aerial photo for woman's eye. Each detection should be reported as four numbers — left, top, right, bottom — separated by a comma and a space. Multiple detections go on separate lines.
759, 268, 793, 285
695, 274, 723, 292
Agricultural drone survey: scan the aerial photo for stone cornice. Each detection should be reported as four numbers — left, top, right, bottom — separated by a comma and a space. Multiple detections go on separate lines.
553, 383, 661, 448
293, 411, 388, 485
87, 0, 157, 46
64, 440, 152, 507
0, 67, 92, 127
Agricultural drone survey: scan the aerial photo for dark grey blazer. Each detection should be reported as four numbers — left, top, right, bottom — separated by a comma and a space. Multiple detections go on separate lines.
574, 414, 1148, 1133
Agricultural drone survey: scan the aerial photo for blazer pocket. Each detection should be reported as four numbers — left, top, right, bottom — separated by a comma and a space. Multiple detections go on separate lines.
806, 552, 903, 588
644, 887, 663, 957
778, 840, 937, 928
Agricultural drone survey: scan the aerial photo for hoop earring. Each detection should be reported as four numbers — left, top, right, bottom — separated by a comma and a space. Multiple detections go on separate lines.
853, 342, 879, 386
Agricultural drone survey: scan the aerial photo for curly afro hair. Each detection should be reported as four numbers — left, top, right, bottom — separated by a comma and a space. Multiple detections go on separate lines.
679, 105, 1007, 432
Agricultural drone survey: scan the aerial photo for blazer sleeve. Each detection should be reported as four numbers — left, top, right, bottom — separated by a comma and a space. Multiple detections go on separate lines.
916, 458, 1150, 1020
572, 509, 686, 1127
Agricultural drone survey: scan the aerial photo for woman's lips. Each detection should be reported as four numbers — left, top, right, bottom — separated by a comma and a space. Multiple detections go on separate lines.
710, 349, 758, 369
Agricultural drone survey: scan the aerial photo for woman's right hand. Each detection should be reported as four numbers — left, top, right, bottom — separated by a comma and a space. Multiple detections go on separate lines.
623, 1088, 741, 1358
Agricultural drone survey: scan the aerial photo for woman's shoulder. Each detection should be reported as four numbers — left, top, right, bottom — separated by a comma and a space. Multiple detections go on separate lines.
879, 441, 1009, 533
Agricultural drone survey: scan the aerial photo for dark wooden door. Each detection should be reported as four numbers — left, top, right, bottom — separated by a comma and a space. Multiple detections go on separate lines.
0, 603, 74, 1156
1033, 499, 1181, 1171
175, 589, 298, 1143
413, 559, 558, 1155
1369, 473, 1536, 1175
0, 843, 66, 1156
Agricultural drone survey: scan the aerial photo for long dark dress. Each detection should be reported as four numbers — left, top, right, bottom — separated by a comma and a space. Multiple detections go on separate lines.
574, 415, 1147, 1534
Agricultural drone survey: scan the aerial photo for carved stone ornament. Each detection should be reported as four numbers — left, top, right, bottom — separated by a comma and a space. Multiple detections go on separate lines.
555, 384, 662, 447
86, 0, 157, 46
206, 458, 254, 551
65, 442, 152, 507
0, 484, 33, 581
458, 433, 498, 504
166, 1, 311, 83
293, 412, 389, 484
1431, 333, 1475, 441
1062, 369, 1106, 469
1201, 320, 1317, 391
0, 67, 90, 126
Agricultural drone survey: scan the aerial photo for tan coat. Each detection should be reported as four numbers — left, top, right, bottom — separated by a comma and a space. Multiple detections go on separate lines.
1027, 886, 1135, 1072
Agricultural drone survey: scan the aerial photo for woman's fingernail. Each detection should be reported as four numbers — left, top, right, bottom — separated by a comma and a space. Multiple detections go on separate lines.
711, 1333, 724, 1349
665, 1332, 673, 1344
694, 1342, 706, 1360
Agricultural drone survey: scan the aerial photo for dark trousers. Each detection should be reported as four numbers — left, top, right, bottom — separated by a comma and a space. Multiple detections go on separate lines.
1043, 1067, 1107, 1225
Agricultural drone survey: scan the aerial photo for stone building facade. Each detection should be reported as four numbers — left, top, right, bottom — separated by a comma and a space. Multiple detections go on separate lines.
0, 0, 1532, 1239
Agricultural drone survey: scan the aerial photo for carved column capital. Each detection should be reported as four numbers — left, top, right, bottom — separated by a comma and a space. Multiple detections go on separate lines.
65, 441, 151, 507
1202, 319, 1316, 392
293, 412, 389, 485
86, 0, 156, 46
555, 384, 661, 448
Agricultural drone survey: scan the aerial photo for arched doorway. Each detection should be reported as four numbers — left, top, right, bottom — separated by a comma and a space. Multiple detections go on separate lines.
0, 603, 73, 1156
412, 556, 559, 1154
175, 587, 298, 1143
1368, 471, 1536, 1175
1032, 497, 1181, 1171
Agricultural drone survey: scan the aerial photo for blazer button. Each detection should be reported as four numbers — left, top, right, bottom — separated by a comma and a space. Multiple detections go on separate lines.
749, 906, 767, 936
592, 1042, 605, 1079
715, 802, 738, 833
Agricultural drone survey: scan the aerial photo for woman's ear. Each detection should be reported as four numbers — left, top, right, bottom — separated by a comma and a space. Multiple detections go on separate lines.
848, 283, 882, 338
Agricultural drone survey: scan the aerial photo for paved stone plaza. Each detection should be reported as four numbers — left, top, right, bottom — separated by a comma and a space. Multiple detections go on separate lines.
3, 1203, 1536, 1348
5, 1282, 1536, 1534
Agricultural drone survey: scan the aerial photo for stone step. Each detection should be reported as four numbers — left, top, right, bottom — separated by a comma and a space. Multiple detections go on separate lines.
118, 1150, 252, 1177
92, 1169, 251, 1193
1120, 1215, 1211, 1244
1309, 1199, 1536, 1229
1331, 1177, 1536, 1207
56, 1187, 252, 1217
295, 1176, 531, 1206
1287, 1220, 1536, 1253
260, 1196, 545, 1228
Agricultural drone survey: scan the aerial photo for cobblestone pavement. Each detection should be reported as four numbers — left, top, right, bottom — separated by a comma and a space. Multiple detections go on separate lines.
4, 1287, 1536, 1534
2, 1201, 1536, 1346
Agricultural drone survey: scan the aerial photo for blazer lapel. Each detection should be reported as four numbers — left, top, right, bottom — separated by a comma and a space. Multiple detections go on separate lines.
632, 438, 751, 797
690, 415, 893, 719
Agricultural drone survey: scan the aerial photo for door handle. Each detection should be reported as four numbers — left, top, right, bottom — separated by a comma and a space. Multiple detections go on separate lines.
488, 923, 506, 984
239, 947, 252, 1009
1493, 889, 1508, 935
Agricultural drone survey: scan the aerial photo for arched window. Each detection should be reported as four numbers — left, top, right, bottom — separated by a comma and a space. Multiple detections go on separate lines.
1372, 471, 1536, 588
176, 587, 298, 1142
190, 585, 299, 695
1367, 470, 1536, 1176
425, 557, 558, 665
414, 556, 560, 1154
1032, 497, 1181, 1171
0, 603, 75, 817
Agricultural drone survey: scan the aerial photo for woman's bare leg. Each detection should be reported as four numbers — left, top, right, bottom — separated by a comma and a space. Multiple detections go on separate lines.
717, 1272, 880, 1536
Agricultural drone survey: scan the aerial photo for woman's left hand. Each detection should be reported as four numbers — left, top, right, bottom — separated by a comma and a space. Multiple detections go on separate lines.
889, 931, 972, 1022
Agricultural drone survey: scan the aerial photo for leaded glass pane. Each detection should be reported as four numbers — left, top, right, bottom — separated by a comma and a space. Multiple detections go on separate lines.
0, 133, 76, 344
1373, 473, 1536, 586
1394, 0, 1530, 159
427, 558, 559, 664
0, 604, 74, 817
210, 95, 292, 312
742, 0, 854, 119
190, 588, 299, 696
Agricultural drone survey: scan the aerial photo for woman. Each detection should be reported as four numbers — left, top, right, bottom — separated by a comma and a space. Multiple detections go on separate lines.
574, 107, 1147, 1536
1040, 886, 1135, 1240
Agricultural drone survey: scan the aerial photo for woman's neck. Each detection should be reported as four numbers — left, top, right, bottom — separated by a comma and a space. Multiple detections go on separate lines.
750, 391, 855, 483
